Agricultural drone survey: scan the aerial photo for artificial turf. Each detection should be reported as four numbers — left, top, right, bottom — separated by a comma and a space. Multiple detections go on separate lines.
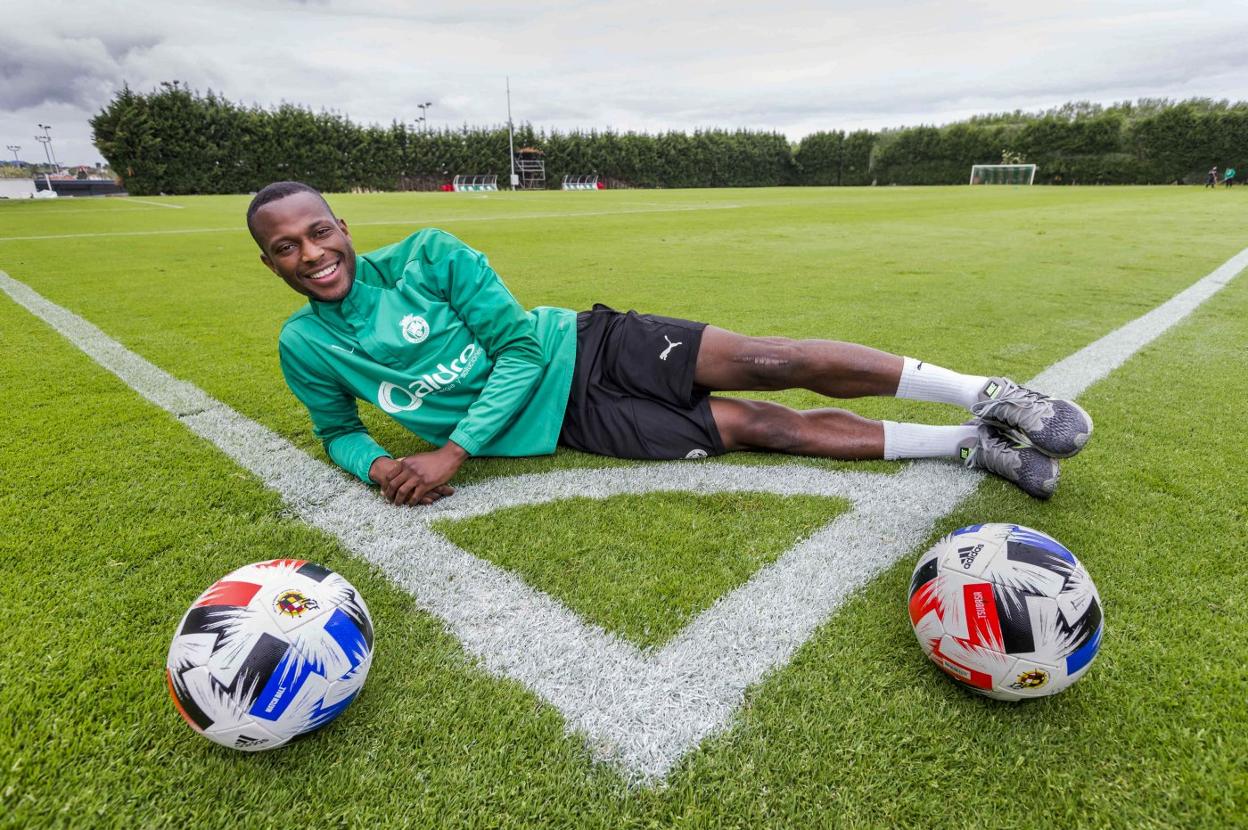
1, 186, 1245, 828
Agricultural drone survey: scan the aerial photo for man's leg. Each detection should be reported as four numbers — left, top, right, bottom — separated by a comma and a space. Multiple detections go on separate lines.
707, 397, 979, 460
694, 327, 987, 407
693, 326, 1091, 459
693, 327, 986, 462
707, 397, 1060, 500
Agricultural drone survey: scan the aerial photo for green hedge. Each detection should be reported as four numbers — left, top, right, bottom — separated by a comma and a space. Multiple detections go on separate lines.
90, 85, 1248, 193
91, 83, 796, 195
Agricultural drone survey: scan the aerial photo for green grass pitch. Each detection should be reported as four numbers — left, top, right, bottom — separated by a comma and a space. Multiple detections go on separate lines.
1, 186, 1246, 828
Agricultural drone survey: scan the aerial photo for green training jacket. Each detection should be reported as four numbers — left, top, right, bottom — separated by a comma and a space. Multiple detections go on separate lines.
278, 228, 577, 483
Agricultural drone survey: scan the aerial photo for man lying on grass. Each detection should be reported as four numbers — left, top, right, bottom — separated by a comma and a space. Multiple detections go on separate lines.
248, 181, 1092, 506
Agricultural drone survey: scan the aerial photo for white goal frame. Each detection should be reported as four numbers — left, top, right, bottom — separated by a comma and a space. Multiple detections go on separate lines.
969, 164, 1038, 185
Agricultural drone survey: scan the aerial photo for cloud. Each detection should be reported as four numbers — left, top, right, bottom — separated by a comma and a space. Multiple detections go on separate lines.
3, 1, 1248, 165
0, 33, 126, 110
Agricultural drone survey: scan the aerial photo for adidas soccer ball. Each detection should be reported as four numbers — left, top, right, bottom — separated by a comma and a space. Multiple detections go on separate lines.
166, 559, 374, 751
908, 524, 1103, 701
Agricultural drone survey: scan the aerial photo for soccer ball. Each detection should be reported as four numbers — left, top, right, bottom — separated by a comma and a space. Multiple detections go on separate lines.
166, 559, 374, 751
908, 524, 1103, 701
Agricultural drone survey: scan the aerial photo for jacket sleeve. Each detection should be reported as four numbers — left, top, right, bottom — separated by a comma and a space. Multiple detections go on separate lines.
278, 331, 391, 483
411, 230, 547, 455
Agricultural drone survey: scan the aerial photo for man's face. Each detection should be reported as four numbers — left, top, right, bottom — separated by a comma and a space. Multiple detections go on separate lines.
253, 191, 357, 302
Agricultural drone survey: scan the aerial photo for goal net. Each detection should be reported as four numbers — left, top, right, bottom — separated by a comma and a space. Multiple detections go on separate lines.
969, 164, 1037, 185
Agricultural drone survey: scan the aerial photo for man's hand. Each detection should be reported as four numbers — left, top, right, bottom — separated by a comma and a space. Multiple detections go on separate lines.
369, 443, 467, 506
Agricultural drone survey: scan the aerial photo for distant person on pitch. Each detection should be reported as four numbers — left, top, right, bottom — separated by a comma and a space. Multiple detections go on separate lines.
1223, 167, 1236, 188
1206, 166, 1218, 188
247, 181, 1093, 507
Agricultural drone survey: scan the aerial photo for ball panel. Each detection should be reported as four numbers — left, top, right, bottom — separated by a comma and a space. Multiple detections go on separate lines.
193, 579, 262, 608
996, 661, 1060, 699
940, 529, 1004, 578
294, 561, 333, 582
167, 668, 211, 732
178, 604, 250, 639
1007, 526, 1075, 564
989, 584, 1043, 655
248, 646, 327, 724
261, 580, 335, 635
908, 552, 939, 602
932, 635, 1014, 692
984, 543, 1070, 596
335, 588, 375, 651
203, 719, 287, 752
960, 580, 1005, 653
305, 689, 360, 732
322, 607, 372, 671
908, 573, 942, 629
1065, 620, 1103, 677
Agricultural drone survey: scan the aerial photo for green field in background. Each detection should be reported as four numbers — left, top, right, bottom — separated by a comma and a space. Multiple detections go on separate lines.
1, 186, 1245, 828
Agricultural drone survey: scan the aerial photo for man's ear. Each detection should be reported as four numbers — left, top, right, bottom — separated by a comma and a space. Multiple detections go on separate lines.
260, 253, 277, 274
337, 218, 350, 238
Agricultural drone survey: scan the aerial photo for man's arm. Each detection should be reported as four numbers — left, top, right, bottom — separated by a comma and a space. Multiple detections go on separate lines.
278, 333, 392, 484
373, 231, 550, 504
411, 229, 549, 454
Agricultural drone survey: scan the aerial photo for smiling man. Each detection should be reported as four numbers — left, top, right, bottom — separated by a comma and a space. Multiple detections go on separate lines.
248, 181, 1093, 506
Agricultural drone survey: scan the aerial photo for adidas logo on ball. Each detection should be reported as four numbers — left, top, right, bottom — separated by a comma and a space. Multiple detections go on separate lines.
957, 543, 984, 569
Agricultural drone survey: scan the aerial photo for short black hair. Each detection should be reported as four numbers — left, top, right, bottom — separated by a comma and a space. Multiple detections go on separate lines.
246, 181, 335, 247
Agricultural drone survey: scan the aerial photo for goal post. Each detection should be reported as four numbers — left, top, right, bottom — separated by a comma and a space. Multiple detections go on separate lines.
969, 164, 1038, 185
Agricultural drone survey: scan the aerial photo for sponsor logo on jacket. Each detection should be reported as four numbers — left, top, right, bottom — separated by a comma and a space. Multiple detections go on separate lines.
400, 314, 429, 344
377, 344, 480, 413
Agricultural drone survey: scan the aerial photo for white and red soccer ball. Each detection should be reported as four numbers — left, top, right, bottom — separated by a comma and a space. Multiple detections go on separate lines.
909, 523, 1103, 701
166, 559, 374, 751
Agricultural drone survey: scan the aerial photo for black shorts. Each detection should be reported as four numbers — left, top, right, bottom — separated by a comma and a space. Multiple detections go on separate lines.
559, 304, 726, 460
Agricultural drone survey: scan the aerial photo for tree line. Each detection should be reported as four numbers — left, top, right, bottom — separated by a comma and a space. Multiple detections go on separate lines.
90, 84, 1248, 194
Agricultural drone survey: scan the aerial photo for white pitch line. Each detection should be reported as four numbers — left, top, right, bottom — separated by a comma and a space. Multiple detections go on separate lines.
1, 245, 1245, 781
0, 203, 743, 242
122, 198, 185, 209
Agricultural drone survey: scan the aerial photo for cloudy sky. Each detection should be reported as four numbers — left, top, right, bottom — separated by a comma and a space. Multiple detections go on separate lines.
2, 0, 1246, 166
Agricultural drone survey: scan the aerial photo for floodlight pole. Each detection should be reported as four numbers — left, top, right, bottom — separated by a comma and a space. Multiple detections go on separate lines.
35, 124, 58, 171
6, 145, 19, 165
506, 77, 516, 191
417, 101, 433, 134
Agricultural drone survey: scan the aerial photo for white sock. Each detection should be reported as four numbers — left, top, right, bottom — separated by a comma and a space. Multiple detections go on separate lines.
883, 421, 979, 460
895, 357, 988, 410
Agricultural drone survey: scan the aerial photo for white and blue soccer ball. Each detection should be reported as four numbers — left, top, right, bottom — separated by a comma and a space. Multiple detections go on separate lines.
908, 523, 1103, 701
166, 559, 374, 751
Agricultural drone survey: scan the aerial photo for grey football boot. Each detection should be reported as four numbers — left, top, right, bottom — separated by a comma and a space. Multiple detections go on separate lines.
959, 421, 1060, 500
971, 377, 1093, 458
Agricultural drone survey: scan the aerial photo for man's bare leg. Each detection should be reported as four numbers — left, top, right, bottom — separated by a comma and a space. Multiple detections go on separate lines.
693, 326, 993, 409
697, 330, 1065, 499
694, 326, 988, 462
707, 397, 887, 459
708, 397, 980, 463
706, 397, 1058, 500
693, 327, 906, 398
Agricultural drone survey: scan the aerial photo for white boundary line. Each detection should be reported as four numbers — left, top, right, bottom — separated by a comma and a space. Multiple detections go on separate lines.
122, 198, 185, 209
1, 246, 1245, 781
0, 203, 743, 242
